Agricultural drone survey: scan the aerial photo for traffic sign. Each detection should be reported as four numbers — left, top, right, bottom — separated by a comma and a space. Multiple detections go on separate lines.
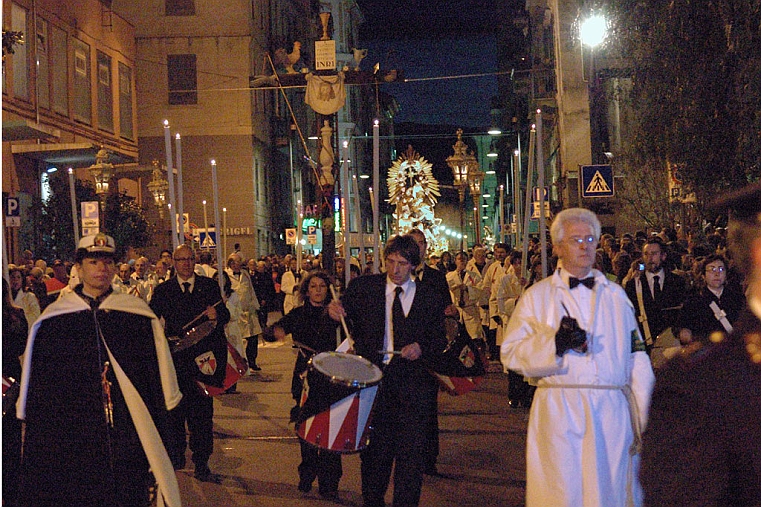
307, 225, 317, 245
581, 165, 614, 198
532, 186, 549, 202
81, 201, 100, 234
5, 197, 20, 227
285, 228, 297, 245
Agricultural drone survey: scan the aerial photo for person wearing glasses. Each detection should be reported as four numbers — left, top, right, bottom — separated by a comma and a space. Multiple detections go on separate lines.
150, 245, 230, 483
675, 254, 745, 346
501, 208, 655, 507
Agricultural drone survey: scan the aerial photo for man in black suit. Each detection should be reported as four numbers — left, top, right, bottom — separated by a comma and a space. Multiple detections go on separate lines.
150, 245, 230, 483
328, 235, 447, 507
625, 238, 686, 352
407, 229, 456, 477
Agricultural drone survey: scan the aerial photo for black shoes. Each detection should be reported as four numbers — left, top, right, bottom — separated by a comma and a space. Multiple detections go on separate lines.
297, 477, 313, 493
194, 464, 222, 483
250, 364, 262, 371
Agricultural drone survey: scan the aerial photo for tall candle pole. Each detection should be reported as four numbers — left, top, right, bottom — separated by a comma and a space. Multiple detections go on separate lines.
163, 120, 179, 250
175, 133, 185, 243
536, 109, 547, 279
68, 168, 80, 246
341, 140, 351, 278
352, 173, 364, 281
372, 118, 380, 273
222, 207, 227, 261
202, 200, 209, 251
211, 160, 224, 295
499, 184, 505, 244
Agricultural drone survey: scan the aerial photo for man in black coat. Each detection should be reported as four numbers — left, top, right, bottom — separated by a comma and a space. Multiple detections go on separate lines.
625, 238, 687, 351
329, 235, 447, 507
640, 181, 761, 505
150, 244, 230, 483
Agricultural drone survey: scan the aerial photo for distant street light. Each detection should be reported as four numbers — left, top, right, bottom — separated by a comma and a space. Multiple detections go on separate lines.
87, 148, 113, 217
447, 128, 479, 251
580, 13, 608, 164
147, 159, 169, 218
580, 14, 607, 48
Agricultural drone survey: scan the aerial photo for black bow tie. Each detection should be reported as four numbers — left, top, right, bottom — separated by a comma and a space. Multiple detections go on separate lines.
569, 276, 595, 289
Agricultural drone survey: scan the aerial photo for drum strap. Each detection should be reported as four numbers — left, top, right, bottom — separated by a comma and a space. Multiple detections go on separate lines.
635, 278, 653, 346
709, 301, 733, 333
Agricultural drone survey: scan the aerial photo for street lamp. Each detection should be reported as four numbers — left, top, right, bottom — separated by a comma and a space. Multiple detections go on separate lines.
447, 128, 478, 251
87, 148, 113, 216
468, 167, 484, 245
147, 159, 169, 218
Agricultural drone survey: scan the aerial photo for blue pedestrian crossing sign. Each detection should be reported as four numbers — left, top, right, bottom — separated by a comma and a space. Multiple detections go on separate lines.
581, 165, 614, 198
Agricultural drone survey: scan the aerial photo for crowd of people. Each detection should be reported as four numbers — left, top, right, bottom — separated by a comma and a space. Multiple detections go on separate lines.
4, 181, 761, 506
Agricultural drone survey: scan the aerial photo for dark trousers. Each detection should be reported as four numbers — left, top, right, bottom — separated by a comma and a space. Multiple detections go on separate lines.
298, 441, 342, 493
486, 327, 499, 357
3, 412, 22, 507
361, 366, 437, 507
507, 370, 535, 407
246, 334, 259, 368
423, 389, 439, 471
166, 382, 214, 467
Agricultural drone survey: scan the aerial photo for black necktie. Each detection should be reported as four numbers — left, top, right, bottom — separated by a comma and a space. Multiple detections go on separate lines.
393, 286, 405, 344
569, 276, 595, 289
459, 271, 467, 306
182, 281, 191, 294
652, 275, 661, 300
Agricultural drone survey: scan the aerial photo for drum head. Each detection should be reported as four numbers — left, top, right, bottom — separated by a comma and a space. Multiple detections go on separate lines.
311, 352, 382, 388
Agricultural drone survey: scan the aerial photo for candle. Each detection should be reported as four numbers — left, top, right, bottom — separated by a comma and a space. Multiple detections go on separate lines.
211, 160, 225, 294
202, 200, 209, 251
163, 120, 179, 250
175, 133, 184, 243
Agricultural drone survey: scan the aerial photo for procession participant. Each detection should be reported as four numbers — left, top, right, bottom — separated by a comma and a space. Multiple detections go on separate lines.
282, 257, 306, 315
675, 254, 745, 345
8, 266, 40, 327
482, 243, 510, 359
446, 252, 485, 340
407, 228, 454, 476
271, 271, 344, 500
328, 235, 448, 507
159, 249, 176, 280
17, 233, 182, 507
501, 208, 655, 507
130, 256, 158, 302
640, 182, 761, 505
150, 244, 230, 483
225, 252, 262, 372
251, 259, 277, 335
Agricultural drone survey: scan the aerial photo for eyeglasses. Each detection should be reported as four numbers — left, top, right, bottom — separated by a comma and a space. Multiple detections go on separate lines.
174, 257, 194, 262
566, 235, 597, 245
706, 265, 726, 273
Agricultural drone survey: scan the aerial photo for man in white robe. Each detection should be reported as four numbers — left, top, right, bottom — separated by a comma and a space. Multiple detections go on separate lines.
501, 208, 654, 507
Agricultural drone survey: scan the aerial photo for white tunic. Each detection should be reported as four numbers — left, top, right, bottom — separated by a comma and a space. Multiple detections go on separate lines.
501, 269, 654, 507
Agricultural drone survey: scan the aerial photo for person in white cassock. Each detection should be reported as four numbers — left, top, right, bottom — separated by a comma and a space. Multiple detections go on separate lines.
16, 233, 182, 507
501, 208, 655, 507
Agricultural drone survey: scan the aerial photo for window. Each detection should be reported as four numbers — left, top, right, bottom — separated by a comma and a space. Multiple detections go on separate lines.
167, 54, 197, 105
97, 51, 113, 132
51, 25, 68, 115
119, 62, 133, 139
36, 17, 50, 109
165, 0, 195, 16
72, 38, 91, 124
11, 3, 29, 100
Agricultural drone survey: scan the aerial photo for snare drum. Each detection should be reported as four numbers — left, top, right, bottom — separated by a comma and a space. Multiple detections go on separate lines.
296, 352, 382, 453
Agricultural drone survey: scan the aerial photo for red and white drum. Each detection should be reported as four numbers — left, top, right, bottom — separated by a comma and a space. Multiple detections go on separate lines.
196, 342, 249, 397
296, 352, 382, 453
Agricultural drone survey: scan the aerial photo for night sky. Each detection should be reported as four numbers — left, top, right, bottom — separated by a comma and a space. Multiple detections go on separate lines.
356, 0, 500, 128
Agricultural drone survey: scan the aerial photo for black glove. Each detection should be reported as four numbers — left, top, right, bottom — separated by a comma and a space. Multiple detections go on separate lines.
555, 316, 588, 356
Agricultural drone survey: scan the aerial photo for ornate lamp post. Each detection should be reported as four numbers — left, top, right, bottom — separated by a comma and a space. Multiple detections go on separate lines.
468, 167, 484, 245
87, 148, 114, 221
147, 159, 169, 218
447, 128, 478, 251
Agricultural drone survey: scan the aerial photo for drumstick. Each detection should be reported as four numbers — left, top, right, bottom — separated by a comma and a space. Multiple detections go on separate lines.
329, 285, 353, 346
182, 299, 224, 332
378, 350, 403, 355
292, 340, 317, 354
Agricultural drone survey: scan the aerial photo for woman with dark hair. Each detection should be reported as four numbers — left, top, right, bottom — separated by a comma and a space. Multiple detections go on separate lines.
677, 254, 746, 345
270, 270, 344, 500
